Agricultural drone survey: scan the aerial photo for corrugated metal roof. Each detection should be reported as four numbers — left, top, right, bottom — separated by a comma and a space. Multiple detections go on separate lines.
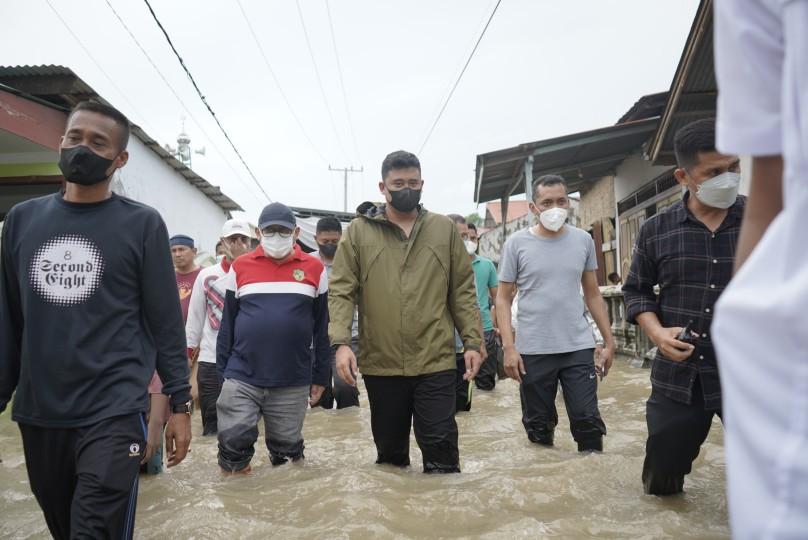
646, 0, 716, 165
473, 118, 658, 204
0, 65, 242, 212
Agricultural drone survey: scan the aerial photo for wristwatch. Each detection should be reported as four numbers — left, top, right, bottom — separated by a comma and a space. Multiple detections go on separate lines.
172, 400, 193, 415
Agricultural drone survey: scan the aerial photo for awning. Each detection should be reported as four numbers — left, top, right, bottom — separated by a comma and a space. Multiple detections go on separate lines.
474, 117, 658, 204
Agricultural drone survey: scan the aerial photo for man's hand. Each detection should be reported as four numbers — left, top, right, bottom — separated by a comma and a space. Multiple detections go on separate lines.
335, 345, 358, 386
309, 384, 326, 407
503, 345, 526, 383
651, 327, 695, 362
164, 413, 191, 467
595, 342, 615, 379
190, 378, 199, 403
141, 418, 164, 465
463, 350, 483, 381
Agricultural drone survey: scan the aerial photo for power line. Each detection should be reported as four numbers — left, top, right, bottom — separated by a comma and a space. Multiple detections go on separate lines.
234, 0, 329, 165
141, 0, 271, 202
295, 0, 350, 163
418, 0, 503, 155
43, 0, 156, 135
324, 0, 362, 164
103, 0, 265, 202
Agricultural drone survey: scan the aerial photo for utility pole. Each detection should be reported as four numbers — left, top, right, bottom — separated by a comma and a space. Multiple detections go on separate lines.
328, 165, 363, 212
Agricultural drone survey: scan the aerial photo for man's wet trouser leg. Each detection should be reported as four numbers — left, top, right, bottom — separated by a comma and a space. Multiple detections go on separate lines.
475, 330, 499, 391
520, 354, 560, 446
558, 349, 607, 452
217, 378, 261, 472
414, 369, 460, 473
20, 414, 146, 540
455, 353, 473, 412
643, 376, 718, 495
365, 370, 460, 472
198, 361, 223, 435
364, 374, 413, 467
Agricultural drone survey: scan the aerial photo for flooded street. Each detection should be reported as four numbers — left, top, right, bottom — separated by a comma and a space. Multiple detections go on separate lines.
0, 359, 728, 539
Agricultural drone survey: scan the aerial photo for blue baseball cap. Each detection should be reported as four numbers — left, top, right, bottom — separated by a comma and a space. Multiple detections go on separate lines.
169, 234, 195, 248
258, 202, 296, 231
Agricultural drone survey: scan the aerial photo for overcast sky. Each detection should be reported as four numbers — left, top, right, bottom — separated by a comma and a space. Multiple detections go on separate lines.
2, 0, 699, 220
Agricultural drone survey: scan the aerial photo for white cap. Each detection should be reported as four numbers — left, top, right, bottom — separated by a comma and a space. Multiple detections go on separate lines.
221, 219, 254, 239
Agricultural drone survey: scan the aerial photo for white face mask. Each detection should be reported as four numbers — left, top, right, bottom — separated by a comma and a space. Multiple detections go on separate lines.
693, 171, 741, 209
539, 207, 568, 232
464, 239, 478, 255
261, 235, 294, 259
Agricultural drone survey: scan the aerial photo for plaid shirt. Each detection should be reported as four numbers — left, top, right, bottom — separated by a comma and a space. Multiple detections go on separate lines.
623, 193, 745, 411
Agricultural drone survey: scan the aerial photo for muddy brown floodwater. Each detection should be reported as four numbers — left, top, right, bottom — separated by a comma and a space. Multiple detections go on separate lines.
0, 358, 729, 539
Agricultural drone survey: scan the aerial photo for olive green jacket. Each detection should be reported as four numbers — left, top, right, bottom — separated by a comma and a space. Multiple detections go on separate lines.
328, 202, 482, 376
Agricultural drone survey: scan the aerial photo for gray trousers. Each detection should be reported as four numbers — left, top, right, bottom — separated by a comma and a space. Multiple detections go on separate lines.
216, 378, 310, 471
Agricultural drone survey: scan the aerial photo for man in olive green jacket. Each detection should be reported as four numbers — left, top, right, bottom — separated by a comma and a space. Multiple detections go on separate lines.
329, 150, 482, 473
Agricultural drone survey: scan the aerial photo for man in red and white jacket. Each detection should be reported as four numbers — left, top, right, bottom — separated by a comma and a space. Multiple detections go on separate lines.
185, 219, 254, 436
216, 203, 330, 473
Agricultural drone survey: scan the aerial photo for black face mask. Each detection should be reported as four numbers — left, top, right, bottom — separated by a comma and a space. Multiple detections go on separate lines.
58, 145, 115, 186
388, 188, 421, 213
318, 243, 338, 258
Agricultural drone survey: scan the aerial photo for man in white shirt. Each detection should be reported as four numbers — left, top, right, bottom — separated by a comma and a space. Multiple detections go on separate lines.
713, 1, 808, 537
185, 219, 253, 435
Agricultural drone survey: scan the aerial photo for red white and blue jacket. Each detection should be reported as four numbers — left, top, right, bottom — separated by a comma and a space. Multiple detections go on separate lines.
216, 245, 330, 387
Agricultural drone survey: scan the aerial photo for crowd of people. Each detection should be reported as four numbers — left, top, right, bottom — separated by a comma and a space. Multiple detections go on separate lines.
0, 3, 806, 536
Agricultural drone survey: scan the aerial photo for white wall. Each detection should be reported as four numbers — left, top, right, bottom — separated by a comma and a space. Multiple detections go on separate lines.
613, 152, 672, 202
113, 137, 229, 254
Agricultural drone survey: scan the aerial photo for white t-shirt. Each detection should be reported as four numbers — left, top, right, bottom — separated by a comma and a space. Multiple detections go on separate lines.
713, 1, 808, 537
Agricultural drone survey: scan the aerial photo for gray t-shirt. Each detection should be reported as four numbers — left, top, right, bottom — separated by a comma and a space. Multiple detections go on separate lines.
499, 226, 597, 355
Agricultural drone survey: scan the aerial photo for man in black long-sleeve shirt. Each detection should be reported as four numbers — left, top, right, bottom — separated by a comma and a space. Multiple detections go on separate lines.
0, 101, 192, 539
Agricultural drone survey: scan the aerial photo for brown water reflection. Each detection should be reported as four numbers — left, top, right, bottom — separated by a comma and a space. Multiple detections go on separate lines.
0, 359, 728, 539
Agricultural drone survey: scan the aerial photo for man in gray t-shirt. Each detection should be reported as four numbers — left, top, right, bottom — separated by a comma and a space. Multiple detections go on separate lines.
496, 175, 615, 452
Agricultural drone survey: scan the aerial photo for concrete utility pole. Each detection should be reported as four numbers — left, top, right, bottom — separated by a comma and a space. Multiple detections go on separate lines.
328, 165, 363, 212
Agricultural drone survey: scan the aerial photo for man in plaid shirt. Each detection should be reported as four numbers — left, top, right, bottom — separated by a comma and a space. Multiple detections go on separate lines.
623, 119, 744, 496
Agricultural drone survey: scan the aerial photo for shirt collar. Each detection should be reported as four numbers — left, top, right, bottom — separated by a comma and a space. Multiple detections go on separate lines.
677, 191, 745, 225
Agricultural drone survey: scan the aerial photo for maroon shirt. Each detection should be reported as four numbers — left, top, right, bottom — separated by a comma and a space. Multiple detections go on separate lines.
176, 267, 202, 323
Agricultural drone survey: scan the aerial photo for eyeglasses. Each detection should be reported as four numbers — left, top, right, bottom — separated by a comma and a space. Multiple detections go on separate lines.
261, 230, 293, 239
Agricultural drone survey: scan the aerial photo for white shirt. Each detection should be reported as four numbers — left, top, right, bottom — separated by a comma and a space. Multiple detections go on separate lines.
714, 1, 808, 538
185, 260, 230, 364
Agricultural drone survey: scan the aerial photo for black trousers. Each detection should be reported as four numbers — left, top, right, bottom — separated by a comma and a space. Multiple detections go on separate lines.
643, 377, 721, 495
363, 369, 460, 473
19, 413, 147, 540
520, 349, 606, 451
198, 361, 223, 435
315, 343, 360, 410
475, 330, 500, 391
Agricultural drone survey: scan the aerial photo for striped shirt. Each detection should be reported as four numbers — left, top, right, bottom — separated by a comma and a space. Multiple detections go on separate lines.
623, 193, 745, 410
216, 245, 330, 388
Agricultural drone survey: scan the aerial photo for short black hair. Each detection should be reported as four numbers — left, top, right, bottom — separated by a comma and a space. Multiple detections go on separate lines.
467, 223, 477, 232
531, 174, 568, 201
68, 101, 131, 151
674, 118, 716, 168
316, 216, 342, 234
447, 214, 466, 224
381, 150, 420, 180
